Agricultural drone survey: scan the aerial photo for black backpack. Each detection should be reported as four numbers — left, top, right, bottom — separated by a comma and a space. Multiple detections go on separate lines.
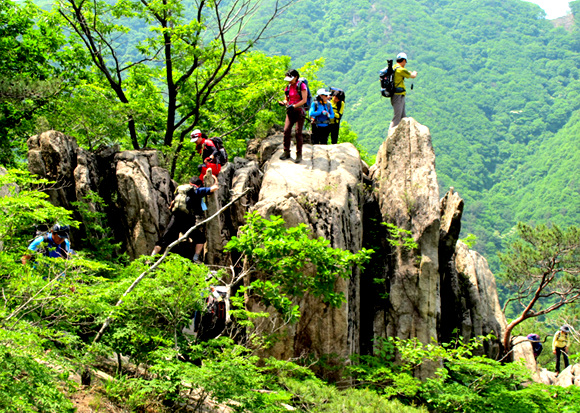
210, 137, 228, 166
379, 60, 396, 98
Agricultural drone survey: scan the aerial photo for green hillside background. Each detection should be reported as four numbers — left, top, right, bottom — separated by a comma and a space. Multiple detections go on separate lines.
251, 0, 580, 269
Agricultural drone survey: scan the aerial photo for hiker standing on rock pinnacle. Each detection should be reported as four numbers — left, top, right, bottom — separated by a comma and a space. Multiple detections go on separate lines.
390, 52, 417, 129
278, 69, 308, 164
191, 129, 222, 181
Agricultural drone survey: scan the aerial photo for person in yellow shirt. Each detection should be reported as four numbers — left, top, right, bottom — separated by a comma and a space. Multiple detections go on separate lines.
390, 52, 417, 128
329, 88, 345, 144
552, 325, 571, 373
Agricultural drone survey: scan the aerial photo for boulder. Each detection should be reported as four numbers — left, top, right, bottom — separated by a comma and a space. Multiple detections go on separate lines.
554, 365, 575, 388
27, 131, 79, 210
453, 241, 507, 358
512, 336, 538, 374
248, 142, 364, 377
538, 368, 557, 385
27, 132, 175, 258
369, 118, 441, 378
113, 151, 174, 258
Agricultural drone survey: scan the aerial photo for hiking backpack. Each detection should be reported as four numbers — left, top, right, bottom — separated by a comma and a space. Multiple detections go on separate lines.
210, 137, 228, 166
379, 60, 396, 98
173, 184, 193, 213
285, 77, 312, 110
206, 286, 228, 324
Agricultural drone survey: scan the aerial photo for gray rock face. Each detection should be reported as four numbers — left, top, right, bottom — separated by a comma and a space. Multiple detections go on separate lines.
554, 364, 580, 387
26, 124, 510, 379
452, 241, 507, 358
28, 131, 79, 210
114, 151, 174, 259
248, 142, 364, 375
512, 336, 538, 377
369, 118, 441, 377
27, 131, 175, 258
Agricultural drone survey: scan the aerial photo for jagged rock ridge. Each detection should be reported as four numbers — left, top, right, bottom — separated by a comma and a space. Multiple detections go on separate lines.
27, 119, 507, 377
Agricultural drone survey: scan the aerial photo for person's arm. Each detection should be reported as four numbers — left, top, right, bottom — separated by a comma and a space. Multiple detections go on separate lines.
310, 102, 323, 117
195, 184, 219, 196
410, 71, 418, 79
553, 332, 558, 353
22, 236, 43, 264
309, 101, 318, 118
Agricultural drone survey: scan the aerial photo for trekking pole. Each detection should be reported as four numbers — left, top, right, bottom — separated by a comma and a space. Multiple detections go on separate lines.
92, 188, 251, 344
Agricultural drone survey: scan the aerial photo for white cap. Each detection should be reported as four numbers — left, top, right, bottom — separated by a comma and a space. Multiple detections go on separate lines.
316, 88, 330, 96
284, 75, 295, 81
190, 129, 202, 142
397, 52, 408, 61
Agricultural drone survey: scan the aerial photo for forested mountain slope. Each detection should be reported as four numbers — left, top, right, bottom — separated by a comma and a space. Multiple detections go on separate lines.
253, 0, 580, 268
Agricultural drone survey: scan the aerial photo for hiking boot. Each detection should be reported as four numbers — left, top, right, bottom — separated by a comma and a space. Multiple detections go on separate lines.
294, 154, 303, 163
279, 151, 291, 160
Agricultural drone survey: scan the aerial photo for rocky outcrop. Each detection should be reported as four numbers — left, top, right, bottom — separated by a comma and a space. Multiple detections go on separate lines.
247, 141, 364, 378
26, 120, 509, 378
369, 118, 441, 377
452, 242, 507, 358
512, 336, 539, 380
27, 131, 175, 258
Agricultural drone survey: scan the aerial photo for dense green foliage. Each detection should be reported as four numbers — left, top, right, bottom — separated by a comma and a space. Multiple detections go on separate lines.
252, 0, 580, 270
0, 170, 578, 411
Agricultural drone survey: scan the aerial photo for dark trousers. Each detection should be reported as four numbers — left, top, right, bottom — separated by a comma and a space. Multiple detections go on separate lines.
555, 347, 569, 372
311, 124, 331, 145
283, 109, 305, 155
156, 210, 197, 249
390, 94, 406, 127
329, 122, 340, 144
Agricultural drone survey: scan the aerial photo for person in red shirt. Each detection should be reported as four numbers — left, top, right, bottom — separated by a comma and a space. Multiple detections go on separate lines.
278, 69, 308, 163
191, 129, 221, 180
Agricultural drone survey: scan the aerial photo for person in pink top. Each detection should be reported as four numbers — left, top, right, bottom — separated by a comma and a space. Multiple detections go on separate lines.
278, 69, 308, 163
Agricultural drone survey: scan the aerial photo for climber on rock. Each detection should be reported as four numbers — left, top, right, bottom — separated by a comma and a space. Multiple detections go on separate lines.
553, 325, 572, 373
22, 224, 71, 265
278, 69, 308, 164
191, 129, 222, 181
390, 52, 417, 129
527, 333, 543, 360
151, 177, 219, 262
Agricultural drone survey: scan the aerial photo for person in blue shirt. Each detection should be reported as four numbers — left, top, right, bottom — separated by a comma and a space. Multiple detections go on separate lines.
309, 88, 335, 145
22, 224, 71, 264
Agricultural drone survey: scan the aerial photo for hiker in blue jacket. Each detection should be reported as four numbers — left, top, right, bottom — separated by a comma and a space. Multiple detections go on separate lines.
309, 88, 335, 145
22, 224, 71, 265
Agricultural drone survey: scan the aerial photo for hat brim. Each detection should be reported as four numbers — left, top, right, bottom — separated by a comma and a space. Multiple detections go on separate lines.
56, 232, 69, 239
190, 137, 199, 143
284, 76, 295, 81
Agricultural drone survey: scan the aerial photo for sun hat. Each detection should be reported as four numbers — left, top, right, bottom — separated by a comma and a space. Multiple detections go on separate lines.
396, 52, 408, 61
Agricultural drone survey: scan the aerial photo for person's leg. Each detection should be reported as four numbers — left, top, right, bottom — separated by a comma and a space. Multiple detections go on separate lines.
281, 114, 295, 159
295, 113, 305, 157
563, 349, 570, 369
311, 124, 320, 145
330, 123, 339, 144
390, 94, 405, 128
320, 126, 331, 145
153, 213, 178, 254
556, 347, 562, 372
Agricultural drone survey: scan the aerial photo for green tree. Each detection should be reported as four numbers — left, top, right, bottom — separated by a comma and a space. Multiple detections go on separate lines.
57, 0, 294, 175
499, 223, 580, 351
0, 0, 84, 165
225, 211, 373, 321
